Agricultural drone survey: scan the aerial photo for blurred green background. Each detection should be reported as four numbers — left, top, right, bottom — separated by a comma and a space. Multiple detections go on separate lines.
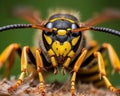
0, 0, 120, 86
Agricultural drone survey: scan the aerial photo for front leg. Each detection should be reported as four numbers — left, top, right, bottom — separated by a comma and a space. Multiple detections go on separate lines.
8, 46, 29, 94
71, 49, 87, 96
0, 43, 21, 77
36, 49, 45, 96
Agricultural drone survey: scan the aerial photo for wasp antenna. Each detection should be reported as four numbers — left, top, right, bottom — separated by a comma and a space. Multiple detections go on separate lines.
0, 24, 52, 32
90, 26, 120, 37
72, 26, 120, 37
0, 24, 32, 32
32, 24, 52, 32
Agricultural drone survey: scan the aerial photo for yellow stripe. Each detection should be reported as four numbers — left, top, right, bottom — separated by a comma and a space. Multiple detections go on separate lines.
79, 74, 100, 82
94, 80, 105, 87
50, 18, 75, 23
44, 34, 52, 45
71, 36, 80, 46
48, 49, 55, 56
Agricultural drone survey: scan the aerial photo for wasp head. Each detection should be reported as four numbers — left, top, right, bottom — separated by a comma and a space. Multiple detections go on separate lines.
43, 14, 82, 63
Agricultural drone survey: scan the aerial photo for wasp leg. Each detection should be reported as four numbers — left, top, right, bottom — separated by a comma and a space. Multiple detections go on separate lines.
0, 43, 21, 77
36, 49, 45, 96
102, 43, 120, 73
8, 46, 31, 94
94, 52, 120, 94
77, 40, 107, 87
71, 49, 87, 96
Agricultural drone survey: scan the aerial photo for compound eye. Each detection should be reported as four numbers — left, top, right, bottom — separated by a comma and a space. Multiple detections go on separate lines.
71, 24, 80, 37
71, 23, 78, 30
46, 22, 53, 29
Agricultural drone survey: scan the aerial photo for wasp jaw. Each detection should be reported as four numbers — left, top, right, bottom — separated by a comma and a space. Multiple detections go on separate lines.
62, 67, 66, 75
54, 67, 59, 75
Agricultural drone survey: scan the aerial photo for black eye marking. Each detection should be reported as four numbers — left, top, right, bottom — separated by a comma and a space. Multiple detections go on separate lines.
72, 32, 80, 37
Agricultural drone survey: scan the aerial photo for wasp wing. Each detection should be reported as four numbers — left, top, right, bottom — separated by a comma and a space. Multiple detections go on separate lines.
12, 7, 52, 32
13, 7, 45, 25
81, 9, 120, 27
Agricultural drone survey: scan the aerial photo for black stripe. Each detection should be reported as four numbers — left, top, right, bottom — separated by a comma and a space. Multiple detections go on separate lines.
27, 48, 36, 66
42, 32, 52, 50
78, 63, 99, 77
16, 47, 22, 57
93, 79, 105, 87
81, 47, 106, 67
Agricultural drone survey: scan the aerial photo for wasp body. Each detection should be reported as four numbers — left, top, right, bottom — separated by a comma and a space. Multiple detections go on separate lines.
0, 8, 120, 96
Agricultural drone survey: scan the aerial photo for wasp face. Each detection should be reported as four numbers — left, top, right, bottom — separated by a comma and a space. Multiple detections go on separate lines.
43, 14, 82, 63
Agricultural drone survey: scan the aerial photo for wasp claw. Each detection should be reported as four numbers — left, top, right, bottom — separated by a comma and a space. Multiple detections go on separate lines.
54, 67, 58, 74
116, 89, 120, 95
72, 93, 76, 96
62, 67, 66, 75
8, 86, 16, 95
41, 91, 45, 96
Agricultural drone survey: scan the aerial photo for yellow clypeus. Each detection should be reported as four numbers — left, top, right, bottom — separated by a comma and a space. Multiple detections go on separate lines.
52, 41, 71, 57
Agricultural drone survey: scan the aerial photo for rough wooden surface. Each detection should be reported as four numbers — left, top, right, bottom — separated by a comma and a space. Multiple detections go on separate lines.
0, 78, 117, 96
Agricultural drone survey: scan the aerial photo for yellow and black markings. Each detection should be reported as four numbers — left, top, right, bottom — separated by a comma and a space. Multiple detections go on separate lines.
0, 8, 120, 96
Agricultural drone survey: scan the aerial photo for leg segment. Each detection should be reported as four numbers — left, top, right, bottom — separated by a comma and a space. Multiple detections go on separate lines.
36, 49, 45, 96
71, 49, 87, 96
102, 43, 120, 73
0, 43, 21, 77
8, 46, 31, 94
94, 51, 120, 94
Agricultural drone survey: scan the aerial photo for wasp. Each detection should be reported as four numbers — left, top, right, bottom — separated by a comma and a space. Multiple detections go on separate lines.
0, 8, 120, 96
